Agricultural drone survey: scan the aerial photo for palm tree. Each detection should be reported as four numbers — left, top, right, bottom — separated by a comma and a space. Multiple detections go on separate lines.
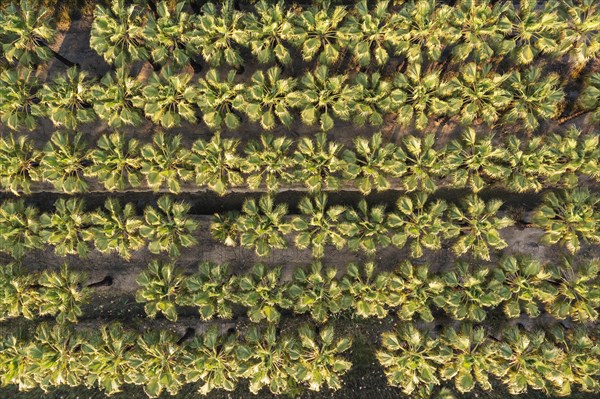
340, 262, 389, 318
1, 0, 73, 67
387, 259, 445, 322
491, 326, 563, 395
244, 0, 295, 66
352, 72, 394, 126
291, 194, 346, 258
290, 324, 352, 392
338, 199, 390, 254
89, 198, 144, 260
396, 0, 458, 63
546, 126, 600, 186
127, 329, 186, 398
181, 261, 234, 320
386, 193, 450, 258
292, 133, 346, 192
0, 67, 43, 131
503, 66, 565, 131
547, 325, 600, 395
189, 1, 245, 68
439, 324, 496, 393
342, 133, 404, 195
243, 134, 295, 192
238, 195, 292, 256
0, 332, 37, 390
183, 326, 239, 394
288, 1, 347, 65
89, 133, 142, 191
139, 195, 198, 257
190, 133, 244, 195
40, 131, 90, 193
240, 67, 296, 130
91, 68, 145, 128
231, 264, 287, 324
237, 324, 297, 395
545, 257, 600, 322
27, 323, 86, 391
504, 0, 562, 64
0, 134, 41, 195
144, 1, 196, 67
0, 199, 42, 259
449, 0, 512, 63
39, 67, 96, 129
38, 264, 90, 324
39, 198, 92, 257
135, 260, 185, 322
341, 0, 401, 67
289, 65, 356, 131
504, 135, 558, 192
196, 69, 244, 130
392, 63, 457, 131
140, 132, 193, 193
377, 324, 449, 397
444, 128, 509, 192
489, 256, 557, 318
0, 262, 39, 320
136, 66, 198, 128
446, 194, 514, 260
554, 0, 600, 75
90, 0, 148, 67
286, 262, 351, 323
397, 134, 444, 193
532, 188, 600, 253
447, 63, 512, 126
210, 211, 239, 247
577, 72, 600, 122
81, 323, 137, 395
435, 262, 500, 322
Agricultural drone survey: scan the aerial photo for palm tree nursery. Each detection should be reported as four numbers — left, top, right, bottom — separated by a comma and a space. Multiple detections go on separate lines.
0, 0, 599, 399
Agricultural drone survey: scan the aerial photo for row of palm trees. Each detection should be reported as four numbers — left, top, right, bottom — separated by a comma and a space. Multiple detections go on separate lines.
1, 129, 598, 196
134, 256, 600, 324
0, 321, 352, 397
7, 254, 596, 326
2, 188, 598, 262
3, 64, 599, 132
0, 319, 596, 398
211, 190, 600, 258
378, 323, 599, 398
3, 0, 596, 71
0, 196, 198, 259
88, 0, 600, 72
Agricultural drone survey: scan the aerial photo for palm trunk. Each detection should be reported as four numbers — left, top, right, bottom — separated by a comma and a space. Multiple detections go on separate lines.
558, 109, 587, 125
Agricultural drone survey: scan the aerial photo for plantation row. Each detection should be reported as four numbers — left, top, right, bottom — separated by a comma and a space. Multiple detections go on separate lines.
0, 196, 198, 259
2, 255, 598, 326
2, 129, 599, 196
2, 189, 599, 262
0, 321, 352, 397
136, 256, 600, 324
3, 62, 594, 132
2, 0, 599, 72
0, 321, 597, 398
212, 191, 600, 258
